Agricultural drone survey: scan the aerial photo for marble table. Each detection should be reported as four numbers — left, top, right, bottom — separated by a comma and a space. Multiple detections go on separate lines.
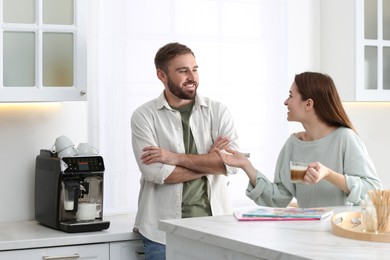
159, 206, 390, 260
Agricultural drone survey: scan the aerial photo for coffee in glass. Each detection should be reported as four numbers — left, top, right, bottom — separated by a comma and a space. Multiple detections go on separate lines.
290, 161, 308, 183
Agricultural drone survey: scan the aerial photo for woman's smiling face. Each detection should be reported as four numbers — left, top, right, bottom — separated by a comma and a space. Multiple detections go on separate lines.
284, 82, 307, 122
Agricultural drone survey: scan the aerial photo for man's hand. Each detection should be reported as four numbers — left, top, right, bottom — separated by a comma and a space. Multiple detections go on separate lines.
141, 146, 177, 165
141, 136, 231, 175
142, 136, 231, 165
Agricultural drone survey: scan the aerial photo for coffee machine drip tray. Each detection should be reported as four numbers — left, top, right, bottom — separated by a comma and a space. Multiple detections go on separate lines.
59, 219, 110, 233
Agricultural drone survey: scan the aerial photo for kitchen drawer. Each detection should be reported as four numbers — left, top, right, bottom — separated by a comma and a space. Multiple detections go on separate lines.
110, 240, 145, 260
0, 243, 109, 260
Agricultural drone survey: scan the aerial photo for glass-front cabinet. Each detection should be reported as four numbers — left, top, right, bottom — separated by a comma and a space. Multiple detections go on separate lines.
321, 0, 390, 101
358, 0, 390, 100
0, 0, 87, 102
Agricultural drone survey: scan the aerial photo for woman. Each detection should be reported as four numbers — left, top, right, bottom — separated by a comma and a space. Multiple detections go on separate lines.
220, 72, 382, 207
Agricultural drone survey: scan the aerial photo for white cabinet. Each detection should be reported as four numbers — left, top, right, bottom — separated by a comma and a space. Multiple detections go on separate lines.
320, 0, 390, 101
110, 241, 145, 260
0, 0, 87, 102
0, 240, 145, 260
0, 243, 109, 260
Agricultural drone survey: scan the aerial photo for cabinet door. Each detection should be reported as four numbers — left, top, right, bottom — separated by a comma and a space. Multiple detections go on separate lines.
0, 243, 109, 260
0, 0, 87, 102
110, 240, 145, 260
356, 0, 390, 101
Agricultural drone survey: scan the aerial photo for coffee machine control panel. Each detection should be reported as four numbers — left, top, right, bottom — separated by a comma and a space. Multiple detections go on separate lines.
61, 156, 105, 173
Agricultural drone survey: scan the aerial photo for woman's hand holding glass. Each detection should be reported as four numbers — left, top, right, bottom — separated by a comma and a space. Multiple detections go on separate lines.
304, 162, 330, 184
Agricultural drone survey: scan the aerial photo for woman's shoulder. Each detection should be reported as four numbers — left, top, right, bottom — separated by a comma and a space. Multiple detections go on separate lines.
289, 127, 357, 143
331, 127, 366, 147
333, 127, 357, 138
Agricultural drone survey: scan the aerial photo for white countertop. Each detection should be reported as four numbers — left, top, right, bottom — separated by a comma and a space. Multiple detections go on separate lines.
159, 206, 390, 260
0, 214, 140, 251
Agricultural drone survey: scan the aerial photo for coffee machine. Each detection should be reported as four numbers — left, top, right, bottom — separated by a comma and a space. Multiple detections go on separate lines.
35, 150, 110, 233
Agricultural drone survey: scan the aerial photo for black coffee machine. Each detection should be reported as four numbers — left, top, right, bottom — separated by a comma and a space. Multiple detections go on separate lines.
35, 150, 110, 233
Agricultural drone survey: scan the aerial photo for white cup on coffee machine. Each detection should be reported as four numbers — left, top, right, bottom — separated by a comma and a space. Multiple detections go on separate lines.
52, 135, 73, 152
52, 135, 78, 157
77, 143, 99, 155
76, 203, 102, 221
58, 146, 78, 158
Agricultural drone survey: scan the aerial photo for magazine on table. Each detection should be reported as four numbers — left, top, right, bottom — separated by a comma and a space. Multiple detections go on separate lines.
234, 206, 333, 221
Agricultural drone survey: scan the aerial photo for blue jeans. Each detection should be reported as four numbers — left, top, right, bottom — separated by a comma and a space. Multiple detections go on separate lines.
142, 236, 166, 260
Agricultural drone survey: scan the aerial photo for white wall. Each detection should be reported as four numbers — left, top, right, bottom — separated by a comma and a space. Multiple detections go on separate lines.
344, 103, 390, 189
285, 0, 320, 136
0, 102, 88, 222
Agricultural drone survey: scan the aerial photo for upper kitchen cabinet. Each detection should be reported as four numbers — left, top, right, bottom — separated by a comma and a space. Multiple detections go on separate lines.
0, 0, 87, 102
320, 0, 390, 101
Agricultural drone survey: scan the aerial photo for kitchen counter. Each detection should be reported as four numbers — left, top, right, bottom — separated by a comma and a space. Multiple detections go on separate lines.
0, 214, 140, 251
159, 206, 390, 260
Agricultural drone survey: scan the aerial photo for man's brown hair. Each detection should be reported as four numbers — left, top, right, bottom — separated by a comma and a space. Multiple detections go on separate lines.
154, 42, 195, 73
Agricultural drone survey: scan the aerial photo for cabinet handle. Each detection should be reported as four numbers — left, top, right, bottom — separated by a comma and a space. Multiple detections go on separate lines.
135, 251, 145, 256
42, 254, 80, 260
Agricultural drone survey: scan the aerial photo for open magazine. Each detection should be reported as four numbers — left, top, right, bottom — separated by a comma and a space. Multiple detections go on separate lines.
234, 206, 333, 221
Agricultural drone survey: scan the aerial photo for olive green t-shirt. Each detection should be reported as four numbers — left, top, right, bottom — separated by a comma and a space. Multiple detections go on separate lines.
173, 102, 212, 218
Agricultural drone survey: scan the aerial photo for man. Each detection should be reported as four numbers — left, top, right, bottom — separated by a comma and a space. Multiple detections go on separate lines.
131, 42, 239, 259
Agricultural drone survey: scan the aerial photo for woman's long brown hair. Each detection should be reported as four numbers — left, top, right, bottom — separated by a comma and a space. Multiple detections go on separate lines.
295, 72, 356, 132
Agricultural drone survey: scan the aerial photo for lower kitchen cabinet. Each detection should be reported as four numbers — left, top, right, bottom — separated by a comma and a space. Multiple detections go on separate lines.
0, 243, 108, 260
110, 240, 145, 260
0, 240, 145, 260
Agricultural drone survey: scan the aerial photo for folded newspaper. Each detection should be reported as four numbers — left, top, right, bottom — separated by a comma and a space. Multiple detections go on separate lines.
234, 206, 333, 221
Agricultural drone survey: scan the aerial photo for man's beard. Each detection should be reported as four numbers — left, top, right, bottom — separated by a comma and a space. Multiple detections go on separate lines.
167, 77, 197, 100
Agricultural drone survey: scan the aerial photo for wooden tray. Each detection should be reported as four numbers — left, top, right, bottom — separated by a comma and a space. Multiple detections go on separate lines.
331, 211, 390, 242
